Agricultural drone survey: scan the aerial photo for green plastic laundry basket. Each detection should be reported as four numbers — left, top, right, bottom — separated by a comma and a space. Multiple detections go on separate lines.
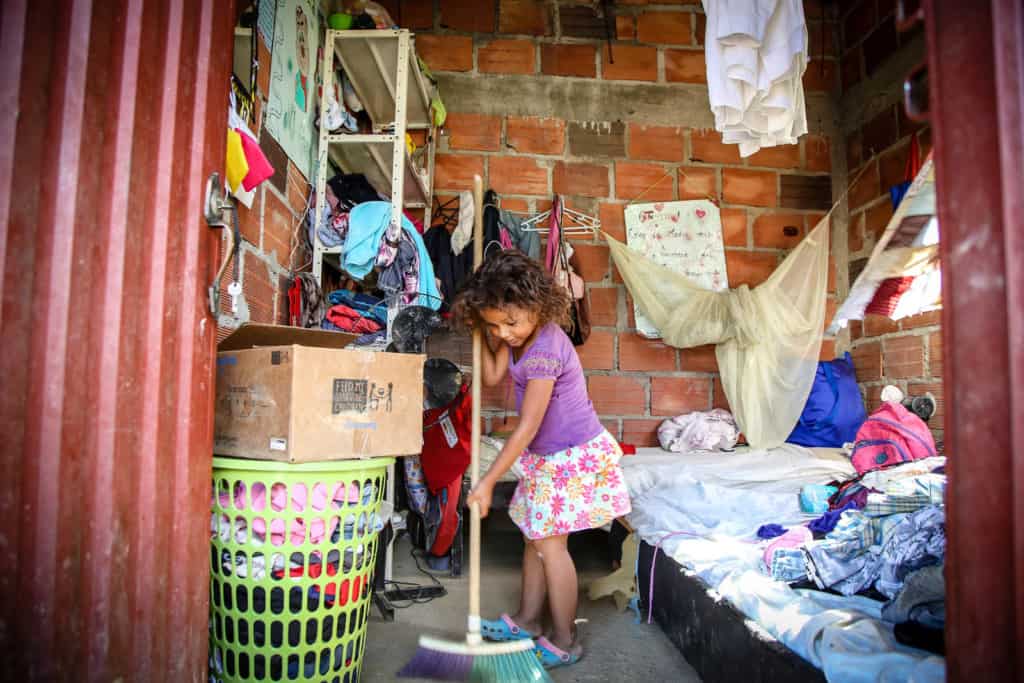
209, 457, 394, 683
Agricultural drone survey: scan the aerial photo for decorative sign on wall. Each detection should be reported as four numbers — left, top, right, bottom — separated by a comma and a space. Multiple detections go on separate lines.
263, 0, 318, 179
624, 199, 729, 338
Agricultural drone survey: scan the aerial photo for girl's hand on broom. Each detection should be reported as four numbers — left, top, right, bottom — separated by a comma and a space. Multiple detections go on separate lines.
467, 479, 495, 519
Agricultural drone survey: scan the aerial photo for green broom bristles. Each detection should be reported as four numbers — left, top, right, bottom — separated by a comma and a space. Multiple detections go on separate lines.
398, 635, 552, 682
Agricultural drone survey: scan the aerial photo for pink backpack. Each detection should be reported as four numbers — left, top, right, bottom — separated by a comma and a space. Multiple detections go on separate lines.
850, 402, 937, 474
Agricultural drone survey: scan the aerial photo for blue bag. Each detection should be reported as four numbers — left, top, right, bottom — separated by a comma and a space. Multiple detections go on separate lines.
787, 352, 867, 447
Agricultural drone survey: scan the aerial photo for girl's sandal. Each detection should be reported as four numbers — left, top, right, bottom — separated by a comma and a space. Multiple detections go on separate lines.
533, 636, 583, 669
479, 614, 535, 642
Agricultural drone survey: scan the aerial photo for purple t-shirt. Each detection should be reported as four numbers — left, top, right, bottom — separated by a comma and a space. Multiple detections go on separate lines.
509, 323, 604, 455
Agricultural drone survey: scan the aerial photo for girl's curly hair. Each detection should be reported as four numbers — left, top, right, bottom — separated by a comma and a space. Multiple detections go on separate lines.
452, 250, 571, 329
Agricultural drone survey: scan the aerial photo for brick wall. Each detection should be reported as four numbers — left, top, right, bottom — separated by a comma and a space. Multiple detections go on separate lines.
217, 28, 313, 341
838, 1, 943, 442
405, 0, 842, 445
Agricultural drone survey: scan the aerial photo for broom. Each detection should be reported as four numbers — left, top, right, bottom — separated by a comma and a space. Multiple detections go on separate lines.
398, 176, 552, 682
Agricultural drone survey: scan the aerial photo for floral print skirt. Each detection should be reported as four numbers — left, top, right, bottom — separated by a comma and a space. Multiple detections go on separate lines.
509, 430, 632, 540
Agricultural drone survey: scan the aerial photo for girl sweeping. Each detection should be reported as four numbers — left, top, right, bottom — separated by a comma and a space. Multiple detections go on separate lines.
457, 250, 631, 670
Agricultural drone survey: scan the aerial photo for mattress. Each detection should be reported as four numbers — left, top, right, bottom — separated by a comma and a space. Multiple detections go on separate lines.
621, 444, 946, 683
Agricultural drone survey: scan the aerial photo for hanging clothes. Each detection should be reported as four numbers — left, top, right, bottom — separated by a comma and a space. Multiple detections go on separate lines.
606, 216, 830, 448
424, 224, 473, 309
703, 0, 809, 157
545, 196, 590, 345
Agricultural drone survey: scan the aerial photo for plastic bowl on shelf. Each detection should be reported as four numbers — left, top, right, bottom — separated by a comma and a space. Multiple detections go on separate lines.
328, 13, 353, 30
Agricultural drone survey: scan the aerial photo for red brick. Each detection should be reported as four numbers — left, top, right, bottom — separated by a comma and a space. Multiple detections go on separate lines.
572, 243, 611, 282
901, 310, 941, 330
864, 384, 884, 414
864, 313, 899, 337
722, 168, 778, 207
712, 377, 730, 411
619, 334, 677, 371
929, 331, 943, 377
884, 334, 925, 378
478, 39, 536, 74
589, 287, 620, 326
602, 45, 658, 82
482, 376, 514, 410
409, 130, 428, 148
616, 15, 636, 40
851, 340, 883, 382
257, 36, 272, 96
747, 144, 801, 170
598, 202, 627, 242
243, 252, 275, 324
652, 376, 711, 416
489, 156, 548, 196
879, 139, 911, 190
690, 129, 741, 164
488, 414, 520, 435
542, 44, 596, 77
589, 375, 646, 415
615, 162, 674, 201
578, 330, 615, 370
752, 212, 805, 249
399, 0, 434, 29
725, 250, 777, 287
850, 320, 863, 340
849, 212, 865, 253
621, 419, 662, 447
237, 196, 261, 246
842, 44, 864, 91
847, 131, 863, 172
628, 123, 686, 162
805, 211, 828, 233
440, 0, 495, 32
828, 253, 837, 294
862, 106, 900, 157
819, 339, 837, 360
679, 345, 718, 373
665, 48, 707, 83
695, 11, 706, 45
554, 161, 610, 198
864, 200, 894, 242
802, 59, 839, 92
637, 11, 692, 45
446, 112, 502, 151
500, 197, 530, 213
602, 418, 622, 441
416, 35, 474, 72
263, 190, 295, 267
499, 0, 550, 35
848, 160, 880, 210
434, 154, 485, 190
678, 166, 718, 201
506, 116, 565, 155
721, 208, 747, 247
823, 298, 838, 332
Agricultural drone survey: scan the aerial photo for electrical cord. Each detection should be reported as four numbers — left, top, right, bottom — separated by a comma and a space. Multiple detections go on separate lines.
380, 531, 448, 609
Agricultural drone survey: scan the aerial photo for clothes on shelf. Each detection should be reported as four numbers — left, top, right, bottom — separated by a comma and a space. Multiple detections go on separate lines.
325, 304, 384, 333
702, 0, 809, 157
657, 408, 740, 452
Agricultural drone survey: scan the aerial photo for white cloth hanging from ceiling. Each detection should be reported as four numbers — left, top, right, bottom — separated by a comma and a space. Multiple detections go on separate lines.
606, 218, 829, 449
703, 0, 809, 157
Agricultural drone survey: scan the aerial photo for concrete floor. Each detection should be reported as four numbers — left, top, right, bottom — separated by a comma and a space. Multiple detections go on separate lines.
361, 516, 700, 682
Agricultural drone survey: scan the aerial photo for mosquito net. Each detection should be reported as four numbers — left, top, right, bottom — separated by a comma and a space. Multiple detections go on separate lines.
606, 218, 830, 448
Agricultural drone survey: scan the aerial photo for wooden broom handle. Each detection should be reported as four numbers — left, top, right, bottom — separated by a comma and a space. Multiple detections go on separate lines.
468, 175, 484, 636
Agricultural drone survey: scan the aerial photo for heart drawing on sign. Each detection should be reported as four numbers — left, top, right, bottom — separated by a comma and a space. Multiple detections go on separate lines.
695, 208, 707, 219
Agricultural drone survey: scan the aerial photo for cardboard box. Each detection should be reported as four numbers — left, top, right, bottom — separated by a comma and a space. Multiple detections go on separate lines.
214, 324, 424, 462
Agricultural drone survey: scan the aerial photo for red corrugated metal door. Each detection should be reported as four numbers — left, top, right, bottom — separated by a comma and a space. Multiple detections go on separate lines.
0, 1, 234, 680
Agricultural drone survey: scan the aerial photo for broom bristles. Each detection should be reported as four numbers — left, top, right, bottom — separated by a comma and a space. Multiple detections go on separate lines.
398, 635, 552, 682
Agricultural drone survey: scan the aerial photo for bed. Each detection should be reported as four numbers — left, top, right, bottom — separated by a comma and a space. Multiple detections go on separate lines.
620, 445, 946, 683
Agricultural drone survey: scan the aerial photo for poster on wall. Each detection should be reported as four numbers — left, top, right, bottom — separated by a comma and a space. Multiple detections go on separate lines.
624, 199, 729, 338
263, 0, 317, 179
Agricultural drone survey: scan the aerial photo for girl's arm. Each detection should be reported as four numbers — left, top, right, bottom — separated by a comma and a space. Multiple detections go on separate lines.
480, 329, 510, 387
467, 377, 554, 517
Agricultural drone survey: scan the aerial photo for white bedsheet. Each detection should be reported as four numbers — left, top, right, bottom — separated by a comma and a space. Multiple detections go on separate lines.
622, 445, 945, 683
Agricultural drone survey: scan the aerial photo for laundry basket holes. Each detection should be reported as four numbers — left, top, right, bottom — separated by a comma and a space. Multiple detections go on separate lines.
234, 516, 248, 544
303, 651, 317, 678
310, 481, 327, 511
211, 578, 221, 607
289, 551, 305, 580
254, 654, 266, 680
222, 582, 233, 610
224, 614, 235, 644
351, 576, 362, 603
251, 482, 267, 511
270, 619, 283, 647
306, 584, 320, 612
326, 548, 340, 577
335, 611, 347, 637
342, 548, 355, 574
289, 518, 306, 547
233, 481, 247, 510
225, 648, 236, 677
288, 618, 301, 647
218, 513, 232, 543
253, 586, 266, 615
291, 483, 308, 511
269, 653, 283, 681
214, 613, 223, 640
305, 616, 319, 645
238, 652, 250, 679
234, 550, 247, 578
288, 585, 303, 614
321, 614, 334, 641
210, 545, 219, 575
217, 479, 230, 508
238, 617, 249, 646
235, 584, 249, 612
270, 553, 285, 579
319, 647, 332, 675
270, 587, 284, 615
